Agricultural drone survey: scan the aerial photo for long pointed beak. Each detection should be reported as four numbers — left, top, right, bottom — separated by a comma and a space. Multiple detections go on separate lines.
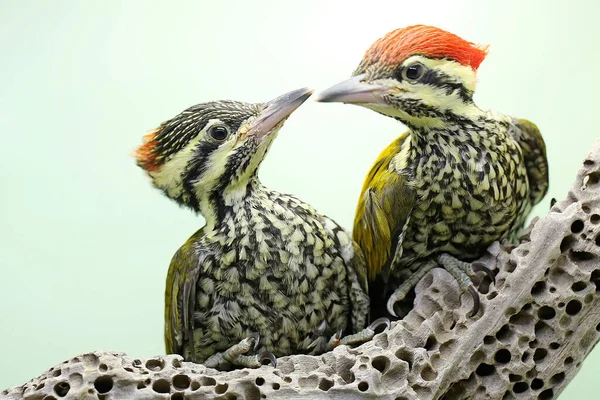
316, 74, 391, 105
246, 87, 313, 137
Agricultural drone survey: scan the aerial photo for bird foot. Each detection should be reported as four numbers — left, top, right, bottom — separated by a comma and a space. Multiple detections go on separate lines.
436, 253, 495, 317
336, 317, 392, 348
386, 260, 437, 317
307, 318, 391, 352
385, 255, 494, 318
329, 317, 391, 348
203, 333, 277, 369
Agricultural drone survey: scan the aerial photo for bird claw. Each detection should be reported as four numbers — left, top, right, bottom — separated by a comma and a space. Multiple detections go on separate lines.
472, 262, 495, 285
467, 284, 480, 318
368, 317, 391, 332
335, 328, 343, 339
327, 329, 343, 349
385, 261, 438, 318
386, 301, 399, 318
249, 332, 261, 352
258, 351, 277, 368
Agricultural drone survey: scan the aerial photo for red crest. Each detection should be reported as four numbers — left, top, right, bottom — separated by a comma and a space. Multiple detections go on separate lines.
364, 25, 488, 70
135, 130, 160, 172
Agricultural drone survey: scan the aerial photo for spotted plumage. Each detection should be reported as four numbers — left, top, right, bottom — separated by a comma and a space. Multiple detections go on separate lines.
318, 25, 549, 317
357, 115, 538, 278
168, 185, 368, 362
136, 88, 369, 367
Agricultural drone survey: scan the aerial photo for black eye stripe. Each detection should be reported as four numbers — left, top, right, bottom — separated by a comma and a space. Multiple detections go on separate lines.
180, 139, 222, 207
391, 63, 474, 102
419, 68, 441, 85
423, 69, 473, 101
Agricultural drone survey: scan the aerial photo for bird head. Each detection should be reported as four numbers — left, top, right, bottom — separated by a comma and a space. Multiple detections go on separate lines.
317, 25, 488, 127
136, 87, 313, 213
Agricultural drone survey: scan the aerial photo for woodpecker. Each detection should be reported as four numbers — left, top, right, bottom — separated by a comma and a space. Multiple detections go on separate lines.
135, 88, 376, 369
317, 25, 548, 318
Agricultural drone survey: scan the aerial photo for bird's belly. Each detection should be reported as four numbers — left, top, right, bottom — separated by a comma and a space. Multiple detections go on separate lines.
401, 186, 523, 267
387, 127, 532, 279
193, 252, 351, 360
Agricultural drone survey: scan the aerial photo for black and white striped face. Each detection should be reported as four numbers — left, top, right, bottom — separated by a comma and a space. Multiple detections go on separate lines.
359, 56, 480, 125
136, 88, 313, 212
318, 56, 481, 128
147, 101, 261, 210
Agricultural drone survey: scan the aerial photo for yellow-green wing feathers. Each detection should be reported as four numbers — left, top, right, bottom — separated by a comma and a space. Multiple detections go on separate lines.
353, 133, 416, 282
164, 230, 205, 360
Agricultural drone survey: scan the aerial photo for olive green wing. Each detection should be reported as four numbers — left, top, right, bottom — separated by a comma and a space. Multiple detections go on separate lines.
353, 132, 416, 284
164, 230, 208, 362
512, 118, 549, 206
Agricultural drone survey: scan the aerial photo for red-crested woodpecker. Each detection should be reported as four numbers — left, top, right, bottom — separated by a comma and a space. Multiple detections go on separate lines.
318, 25, 549, 318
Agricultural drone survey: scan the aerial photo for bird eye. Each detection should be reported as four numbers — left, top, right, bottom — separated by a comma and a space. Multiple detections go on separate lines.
208, 125, 229, 141
402, 62, 426, 82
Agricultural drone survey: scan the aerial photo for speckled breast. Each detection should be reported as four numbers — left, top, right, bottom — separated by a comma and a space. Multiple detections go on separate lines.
191, 192, 354, 361
398, 129, 531, 276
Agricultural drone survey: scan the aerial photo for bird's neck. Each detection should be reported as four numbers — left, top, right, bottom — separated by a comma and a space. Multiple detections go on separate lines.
196, 175, 265, 231
398, 110, 510, 186
407, 109, 497, 151
377, 95, 486, 132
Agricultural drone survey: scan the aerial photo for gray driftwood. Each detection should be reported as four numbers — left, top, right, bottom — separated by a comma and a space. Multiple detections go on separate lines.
4, 141, 600, 400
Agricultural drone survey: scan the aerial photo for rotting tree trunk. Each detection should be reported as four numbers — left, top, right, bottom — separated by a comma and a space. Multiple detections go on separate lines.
4, 141, 600, 400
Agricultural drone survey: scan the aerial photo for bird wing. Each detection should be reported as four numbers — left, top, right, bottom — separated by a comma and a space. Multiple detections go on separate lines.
347, 241, 371, 331
353, 132, 416, 283
511, 118, 549, 206
319, 215, 370, 331
164, 229, 208, 361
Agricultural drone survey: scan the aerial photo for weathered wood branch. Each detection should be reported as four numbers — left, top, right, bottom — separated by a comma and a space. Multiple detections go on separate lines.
4, 141, 600, 400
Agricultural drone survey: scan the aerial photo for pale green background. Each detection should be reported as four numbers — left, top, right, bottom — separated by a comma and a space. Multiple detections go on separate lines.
1, 0, 599, 397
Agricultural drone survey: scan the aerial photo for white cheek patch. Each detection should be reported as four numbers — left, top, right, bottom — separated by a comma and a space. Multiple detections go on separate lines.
151, 118, 229, 197
406, 83, 482, 119
151, 120, 239, 199
151, 135, 205, 198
